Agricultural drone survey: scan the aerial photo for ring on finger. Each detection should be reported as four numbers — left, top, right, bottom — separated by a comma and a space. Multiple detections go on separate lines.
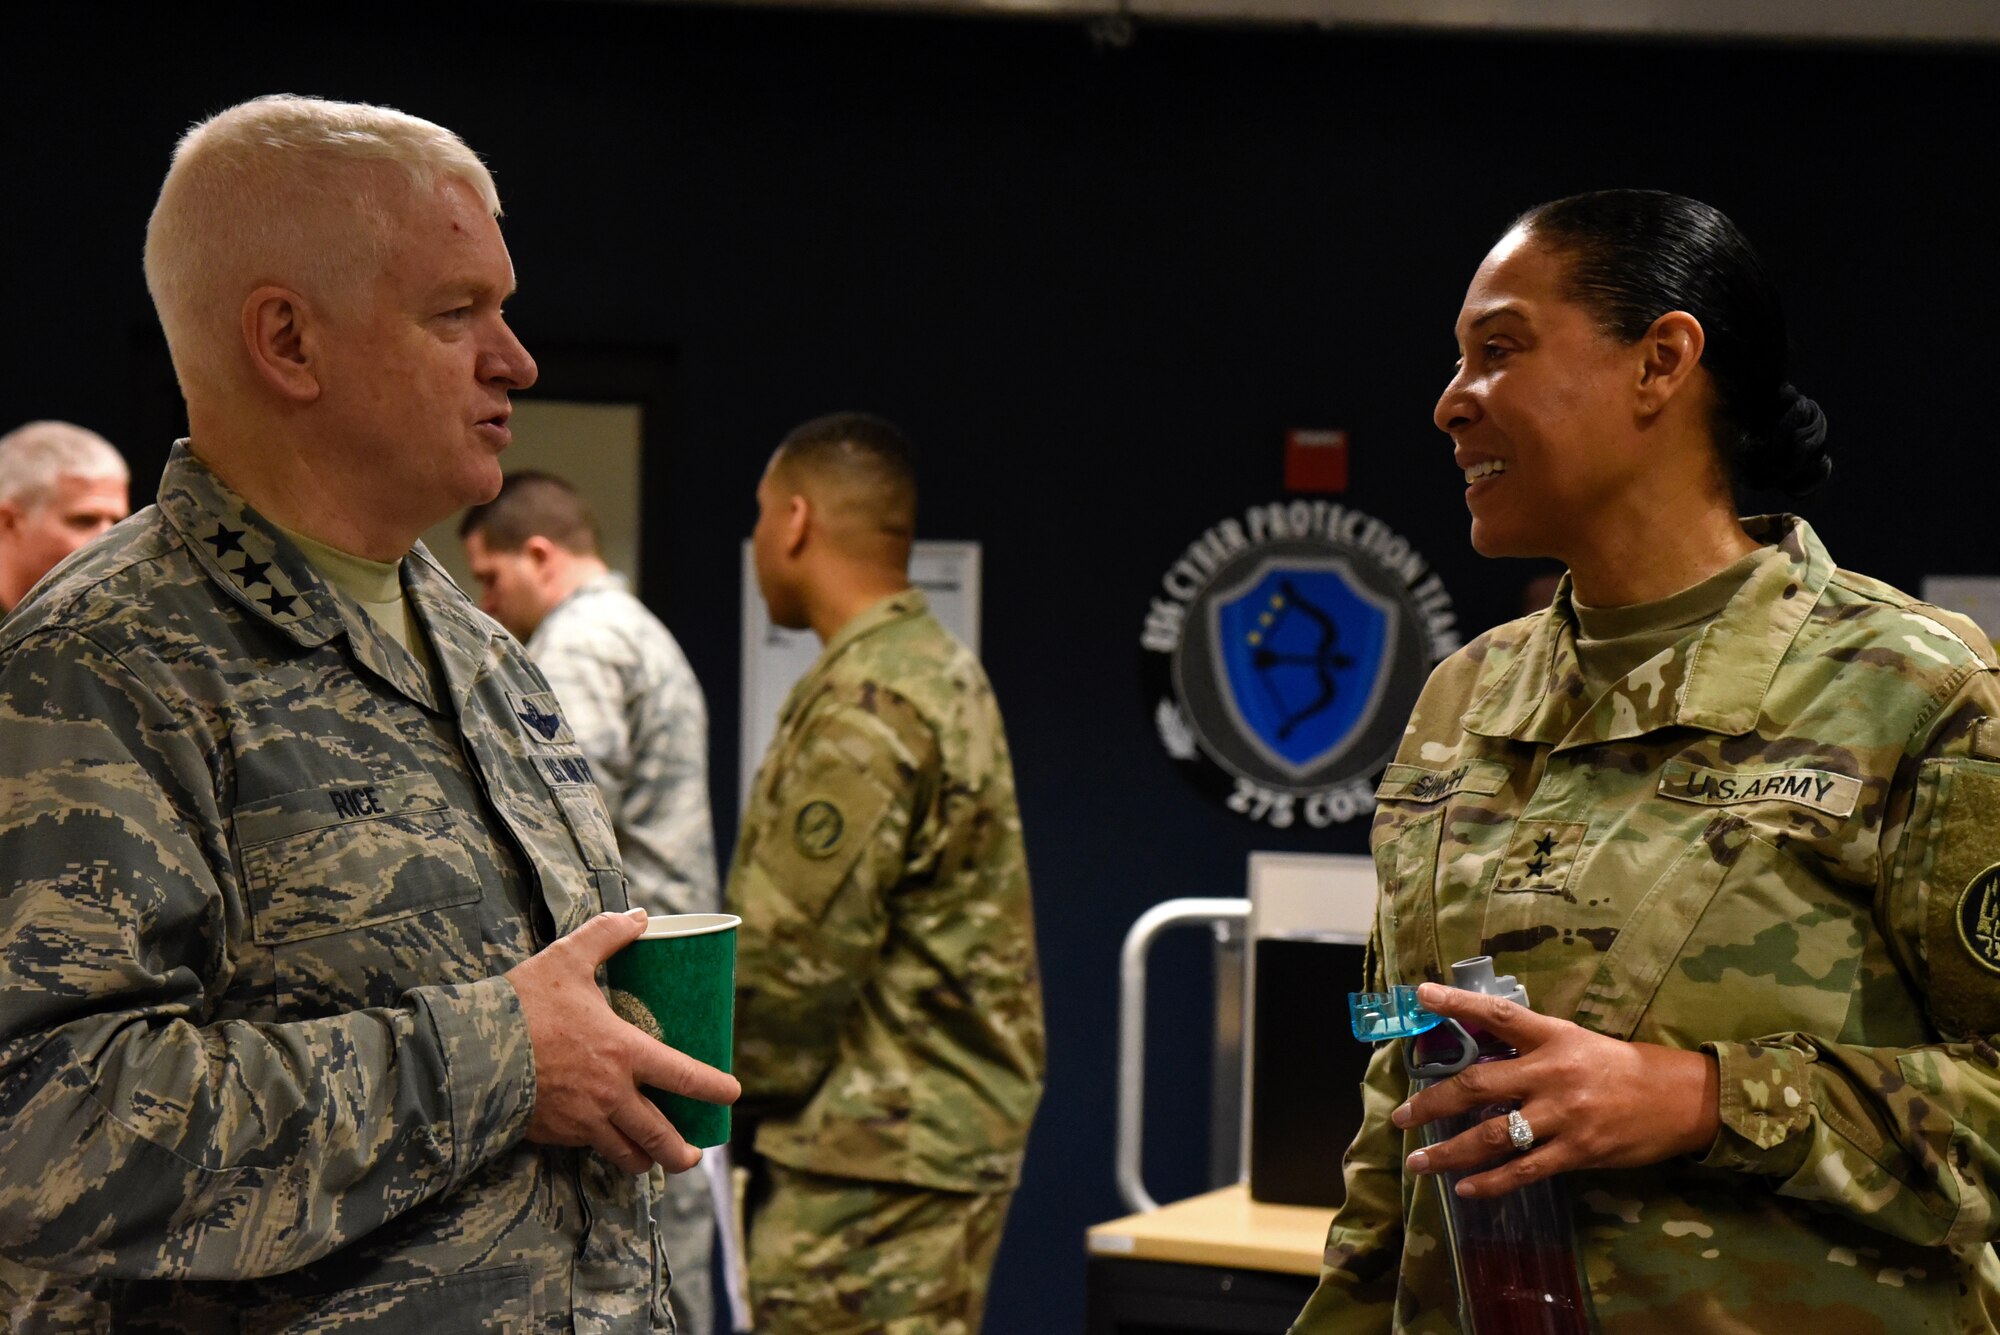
1506, 1109, 1534, 1152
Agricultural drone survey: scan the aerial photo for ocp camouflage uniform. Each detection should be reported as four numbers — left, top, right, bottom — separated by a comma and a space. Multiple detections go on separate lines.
0, 444, 679, 1332
528, 570, 719, 1334
727, 590, 1045, 1335
1293, 516, 2000, 1334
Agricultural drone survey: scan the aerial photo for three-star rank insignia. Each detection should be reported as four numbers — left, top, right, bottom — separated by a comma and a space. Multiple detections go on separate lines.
206, 525, 306, 622
1956, 863, 2000, 976
792, 798, 846, 859
1496, 820, 1588, 896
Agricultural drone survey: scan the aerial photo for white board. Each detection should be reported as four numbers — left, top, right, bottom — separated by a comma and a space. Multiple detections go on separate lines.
738, 540, 982, 813
1923, 575, 2000, 653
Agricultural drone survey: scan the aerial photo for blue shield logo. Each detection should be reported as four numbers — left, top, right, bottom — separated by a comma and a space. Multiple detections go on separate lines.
1206, 557, 1397, 779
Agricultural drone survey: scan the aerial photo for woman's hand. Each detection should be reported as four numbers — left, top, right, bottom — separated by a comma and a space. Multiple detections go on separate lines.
1393, 982, 1722, 1199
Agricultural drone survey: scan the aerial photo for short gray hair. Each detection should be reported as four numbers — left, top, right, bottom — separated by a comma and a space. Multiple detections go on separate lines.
0, 421, 128, 509
143, 94, 502, 398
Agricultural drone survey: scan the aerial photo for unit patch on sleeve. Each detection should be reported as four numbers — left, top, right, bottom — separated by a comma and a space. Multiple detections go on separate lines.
1956, 864, 2000, 977
793, 799, 847, 860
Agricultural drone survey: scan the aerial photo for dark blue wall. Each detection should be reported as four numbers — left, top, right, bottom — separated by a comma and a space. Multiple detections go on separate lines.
6, 7, 1996, 1330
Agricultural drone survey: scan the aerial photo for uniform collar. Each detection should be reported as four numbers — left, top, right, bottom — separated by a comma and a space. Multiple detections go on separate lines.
1461, 515, 1830, 748
777, 587, 928, 729
159, 441, 497, 713
548, 569, 629, 617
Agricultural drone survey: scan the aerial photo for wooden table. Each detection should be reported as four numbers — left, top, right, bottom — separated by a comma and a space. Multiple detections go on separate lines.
1084, 1185, 1333, 1334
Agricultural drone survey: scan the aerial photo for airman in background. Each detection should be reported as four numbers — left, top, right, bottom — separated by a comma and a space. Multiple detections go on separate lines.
0, 419, 129, 614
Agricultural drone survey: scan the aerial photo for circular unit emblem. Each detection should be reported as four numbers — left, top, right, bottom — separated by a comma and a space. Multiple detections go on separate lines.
793, 799, 846, 859
1956, 863, 2000, 977
1140, 498, 1459, 829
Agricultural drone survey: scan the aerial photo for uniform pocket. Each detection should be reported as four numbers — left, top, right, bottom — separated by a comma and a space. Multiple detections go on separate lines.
554, 786, 630, 916
1371, 806, 1444, 987
1588, 815, 1865, 1046
235, 771, 484, 1015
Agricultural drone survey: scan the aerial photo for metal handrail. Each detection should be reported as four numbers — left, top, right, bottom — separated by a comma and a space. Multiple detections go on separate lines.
1116, 896, 1250, 1215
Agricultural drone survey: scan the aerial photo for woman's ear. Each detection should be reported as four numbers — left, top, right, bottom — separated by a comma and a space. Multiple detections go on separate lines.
1635, 309, 1706, 416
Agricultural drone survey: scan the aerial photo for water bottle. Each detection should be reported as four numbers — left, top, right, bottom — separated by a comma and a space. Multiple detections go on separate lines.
1350, 956, 1593, 1334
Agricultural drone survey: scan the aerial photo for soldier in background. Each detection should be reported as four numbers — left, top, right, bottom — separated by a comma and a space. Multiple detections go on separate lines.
0, 419, 129, 615
461, 470, 720, 1334
0, 95, 734, 1330
730, 412, 1045, 1335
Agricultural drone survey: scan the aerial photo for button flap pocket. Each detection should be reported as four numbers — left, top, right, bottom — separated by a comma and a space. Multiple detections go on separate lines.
236, 770, 478, 945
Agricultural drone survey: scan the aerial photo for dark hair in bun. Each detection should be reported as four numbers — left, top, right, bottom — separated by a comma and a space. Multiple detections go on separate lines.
1516, 189, 1832, 499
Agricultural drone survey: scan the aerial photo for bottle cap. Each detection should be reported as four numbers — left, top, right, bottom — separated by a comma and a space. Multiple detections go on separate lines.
1348, 985, 1442, 1042
1448, 955, 1529, 1009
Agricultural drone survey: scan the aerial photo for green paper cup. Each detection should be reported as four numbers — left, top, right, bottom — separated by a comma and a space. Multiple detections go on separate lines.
605, 912, 739, 1148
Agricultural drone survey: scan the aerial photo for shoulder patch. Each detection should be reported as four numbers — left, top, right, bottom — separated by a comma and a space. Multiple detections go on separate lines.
1917, 762, 2000, 1037
1974, 717, 2000, 763
1956, 865, 2000, 977
792, 798, 847, 859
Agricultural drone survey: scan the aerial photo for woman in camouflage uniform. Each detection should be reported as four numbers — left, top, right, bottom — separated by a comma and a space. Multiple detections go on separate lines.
1293, 190, 2000, 1333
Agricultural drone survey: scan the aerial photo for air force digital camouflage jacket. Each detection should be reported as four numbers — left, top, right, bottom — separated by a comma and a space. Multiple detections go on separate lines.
1292, 516, 2000, 1334
527, 572, 718, 919
727, 590, 1045, 1194
0, 444, 675, 1332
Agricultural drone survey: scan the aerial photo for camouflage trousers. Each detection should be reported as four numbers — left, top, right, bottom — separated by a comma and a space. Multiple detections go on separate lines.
654, 1162, 716, 1335
745, 1164, 1012, 1335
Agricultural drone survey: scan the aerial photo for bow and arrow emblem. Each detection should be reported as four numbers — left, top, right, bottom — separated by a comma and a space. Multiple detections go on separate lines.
1245, 580, 1355, 741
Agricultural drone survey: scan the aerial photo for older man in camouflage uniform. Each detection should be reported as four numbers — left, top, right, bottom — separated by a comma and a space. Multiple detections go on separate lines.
0, 419, 129, 615
730, 413, 1045, 1335
1293, 517, 2000, 1333
462, 470, 722, 1334
0, 95, 734, 1332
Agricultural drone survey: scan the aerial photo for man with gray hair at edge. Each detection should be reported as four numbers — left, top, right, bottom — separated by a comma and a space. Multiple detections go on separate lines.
0, 419, 129, 615
0, 95, 736, 1332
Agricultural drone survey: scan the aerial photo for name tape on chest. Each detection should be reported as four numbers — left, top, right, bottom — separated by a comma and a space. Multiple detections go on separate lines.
1377, 760, 1510, 804
1659, 761, 1860, 819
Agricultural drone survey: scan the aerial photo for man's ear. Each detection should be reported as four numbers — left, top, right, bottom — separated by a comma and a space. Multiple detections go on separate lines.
1635, 309, 1706, 417
522, 535, 560, 571
0, 499, 19, 539
242, 286, 322, 404
784, 493, 811, 557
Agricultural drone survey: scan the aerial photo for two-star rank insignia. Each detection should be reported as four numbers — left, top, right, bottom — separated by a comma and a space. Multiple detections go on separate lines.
1496, 820, 1588, 896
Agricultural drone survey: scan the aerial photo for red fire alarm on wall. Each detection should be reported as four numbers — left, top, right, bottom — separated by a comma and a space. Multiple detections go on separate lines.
1285, 428, 1349, 494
